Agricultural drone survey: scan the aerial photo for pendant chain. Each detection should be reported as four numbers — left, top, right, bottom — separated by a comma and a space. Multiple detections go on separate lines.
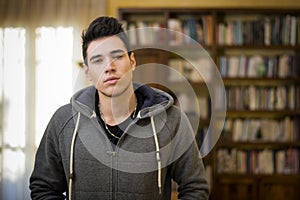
98, 103, 137, 139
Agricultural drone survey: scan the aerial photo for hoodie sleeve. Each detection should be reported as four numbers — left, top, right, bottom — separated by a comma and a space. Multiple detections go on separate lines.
29, 106, 70, 199
170, 110, 210, 200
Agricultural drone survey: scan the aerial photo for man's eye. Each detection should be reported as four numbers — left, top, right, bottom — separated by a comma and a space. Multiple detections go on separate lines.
92, 59, 102, 64
113, 54, 123, 60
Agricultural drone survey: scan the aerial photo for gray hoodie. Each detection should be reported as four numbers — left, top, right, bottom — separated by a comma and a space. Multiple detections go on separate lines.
30, 84, 209, 200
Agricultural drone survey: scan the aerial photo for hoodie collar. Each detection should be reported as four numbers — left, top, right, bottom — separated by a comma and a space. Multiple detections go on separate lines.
71, 83, 174, 119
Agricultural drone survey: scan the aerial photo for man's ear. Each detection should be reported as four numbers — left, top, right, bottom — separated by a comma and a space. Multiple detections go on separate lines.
83, 64, 92, 81
129, 52, 136, 71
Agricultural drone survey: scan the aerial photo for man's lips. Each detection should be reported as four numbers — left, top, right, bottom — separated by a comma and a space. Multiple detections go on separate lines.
104, 77, 119, 83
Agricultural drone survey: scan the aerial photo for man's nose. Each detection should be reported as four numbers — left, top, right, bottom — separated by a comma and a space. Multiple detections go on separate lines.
104, 57, 116, 73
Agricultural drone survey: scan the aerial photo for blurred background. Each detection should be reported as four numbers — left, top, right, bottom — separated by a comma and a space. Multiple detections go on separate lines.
0, 0, 300, 199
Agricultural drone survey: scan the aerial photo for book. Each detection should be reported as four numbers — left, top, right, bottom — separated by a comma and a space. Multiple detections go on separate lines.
167, 18, 183, 45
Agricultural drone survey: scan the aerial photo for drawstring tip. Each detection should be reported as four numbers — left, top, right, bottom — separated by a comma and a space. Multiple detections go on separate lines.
90, 111, 96, 119
159, 187, 162, 194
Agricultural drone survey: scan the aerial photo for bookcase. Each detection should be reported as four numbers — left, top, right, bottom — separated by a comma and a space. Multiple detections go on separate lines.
118, 8, 300, 200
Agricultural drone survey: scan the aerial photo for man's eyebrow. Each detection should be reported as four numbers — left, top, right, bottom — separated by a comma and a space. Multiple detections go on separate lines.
110, 49, 126, 54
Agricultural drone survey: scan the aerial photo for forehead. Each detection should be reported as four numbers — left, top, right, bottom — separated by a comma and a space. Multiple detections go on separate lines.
87, 35, 127, 57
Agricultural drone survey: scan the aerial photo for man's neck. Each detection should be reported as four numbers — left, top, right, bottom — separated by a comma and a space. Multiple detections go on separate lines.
98, 87, 136, 126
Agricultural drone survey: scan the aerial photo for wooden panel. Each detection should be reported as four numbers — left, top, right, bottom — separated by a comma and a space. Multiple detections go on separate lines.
110, 1, 300, 17
214, 178, 257, 200
259, 177, 300, 200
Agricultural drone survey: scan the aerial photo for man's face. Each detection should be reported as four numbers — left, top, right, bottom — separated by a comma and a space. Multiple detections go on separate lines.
84, 36, 136, 97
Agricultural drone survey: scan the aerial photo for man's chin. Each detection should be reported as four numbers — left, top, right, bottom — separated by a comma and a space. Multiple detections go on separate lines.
99, 83, 132, 98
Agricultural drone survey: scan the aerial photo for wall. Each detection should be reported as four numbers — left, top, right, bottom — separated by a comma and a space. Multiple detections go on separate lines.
107, 0, 300, 17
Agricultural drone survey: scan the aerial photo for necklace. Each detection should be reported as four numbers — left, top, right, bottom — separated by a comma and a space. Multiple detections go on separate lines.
98, 103, 137, 140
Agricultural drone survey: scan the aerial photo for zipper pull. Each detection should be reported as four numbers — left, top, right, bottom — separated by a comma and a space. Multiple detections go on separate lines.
106, 151, 116, 156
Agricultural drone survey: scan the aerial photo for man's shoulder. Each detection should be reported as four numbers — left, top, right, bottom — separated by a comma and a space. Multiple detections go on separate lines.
47, 103, 74, 132
167, 105, 184, 118
54, 103, 73, 118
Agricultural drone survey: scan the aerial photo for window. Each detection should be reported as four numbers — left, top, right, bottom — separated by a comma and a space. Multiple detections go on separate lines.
0, 26, 74, 199
0, 27, 26, 199
35, 27, 73, 146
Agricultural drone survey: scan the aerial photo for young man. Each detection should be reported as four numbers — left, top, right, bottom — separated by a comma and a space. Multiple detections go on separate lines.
30, 16, 210, 199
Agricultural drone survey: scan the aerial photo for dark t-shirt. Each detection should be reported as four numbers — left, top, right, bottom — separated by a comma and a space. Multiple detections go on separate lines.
94, 91, 143, 145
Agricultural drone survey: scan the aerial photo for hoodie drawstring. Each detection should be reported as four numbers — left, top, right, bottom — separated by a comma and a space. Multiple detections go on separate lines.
69, 112, 81, 200
68, 112, 162, 198
150, 116, 162, 194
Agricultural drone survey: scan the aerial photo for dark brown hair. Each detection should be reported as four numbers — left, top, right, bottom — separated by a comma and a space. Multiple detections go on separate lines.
81, 16, 131, 65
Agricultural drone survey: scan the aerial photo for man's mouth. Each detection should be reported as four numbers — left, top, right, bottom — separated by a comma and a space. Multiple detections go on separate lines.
104, 77, 119, 84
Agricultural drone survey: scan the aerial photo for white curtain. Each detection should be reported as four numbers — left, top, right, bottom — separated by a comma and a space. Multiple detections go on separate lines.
0, 0, 106, 199
0, 0, 107, 27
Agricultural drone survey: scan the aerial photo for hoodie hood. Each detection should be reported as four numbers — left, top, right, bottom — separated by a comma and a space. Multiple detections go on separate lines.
71, 83, 174, 119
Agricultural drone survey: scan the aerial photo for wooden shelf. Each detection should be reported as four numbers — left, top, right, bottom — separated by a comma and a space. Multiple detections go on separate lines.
225, 110, 300, 118
217, 141, 300, 149
217, 44, 300, 50
223, 77, 300, 86
216, 173, 300, 179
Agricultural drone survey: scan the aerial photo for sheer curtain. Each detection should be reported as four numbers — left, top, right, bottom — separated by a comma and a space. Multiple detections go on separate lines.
0, 0, 107, 27
0, 0, 106, 199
